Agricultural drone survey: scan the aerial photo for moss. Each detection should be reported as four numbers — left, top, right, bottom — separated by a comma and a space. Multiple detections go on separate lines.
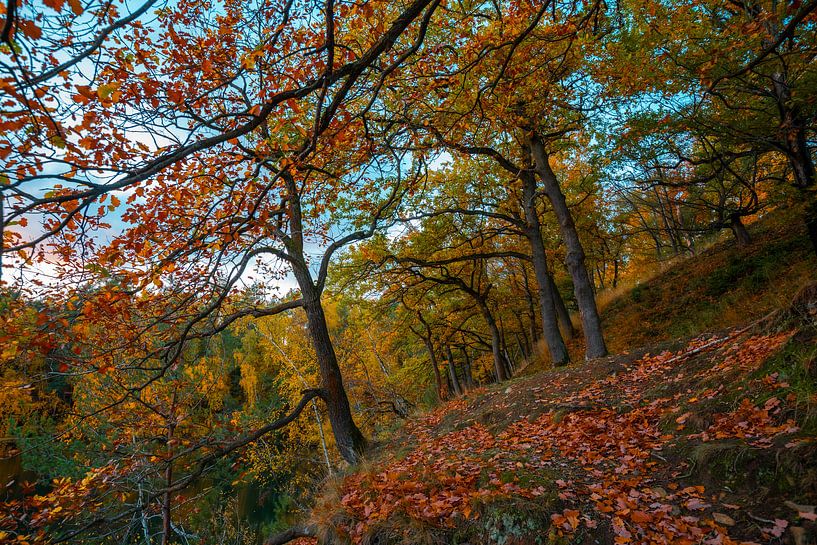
684, 438, 817, 503
749, 334, 817, 438
457, 493, 561, 545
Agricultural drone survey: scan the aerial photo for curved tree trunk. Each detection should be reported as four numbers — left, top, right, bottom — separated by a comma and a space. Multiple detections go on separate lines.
301, 298, 367, 463
729, 214, 751, 247
527, 135, 608, 359
284, 172, 366, 464
520, 171, 570, 365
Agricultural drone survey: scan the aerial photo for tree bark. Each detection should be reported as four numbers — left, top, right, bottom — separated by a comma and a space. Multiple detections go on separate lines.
460, 344, 476, 389
446, 345, 463, 395
301, 295, 366, 464
477, 299, 510, 381
613, 259, 619, 288
519, 264, 540, 344
527, 135, 608, 359
503, 349, 515, 376
520, 170, 570, 365
414, 314, 445, 401
548, 273, 575, 340
424, 338, 445, 401
729, 214, 752, 247
285, 173, 365, 464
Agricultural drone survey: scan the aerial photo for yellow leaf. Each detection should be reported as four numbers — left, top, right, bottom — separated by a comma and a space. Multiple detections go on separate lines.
97, 82, 120, 101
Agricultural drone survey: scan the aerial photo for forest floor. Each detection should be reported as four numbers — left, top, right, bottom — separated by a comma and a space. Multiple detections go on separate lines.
308, 215, 817, 545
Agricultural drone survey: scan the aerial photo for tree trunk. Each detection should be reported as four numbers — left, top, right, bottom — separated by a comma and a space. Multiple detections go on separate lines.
423, 338, 445, 401
503, 349, 515, 376
548, 273, 575, 340
520, 265, 539, 344
475, 298, 509, 381
520, 170, 570, 365
286, 176, 365, 464
527, 135, 608, 359
446, 345, 463, 396
806, 195, 817, 257
729, 214, 751, 247
161, 394, 177, 545
513, 313, 531, 359
414, 314, 446, 401
302, 298, 366, 464
460, 345, 476, 389
612, 259, 619, 288
769, 69, 817, 255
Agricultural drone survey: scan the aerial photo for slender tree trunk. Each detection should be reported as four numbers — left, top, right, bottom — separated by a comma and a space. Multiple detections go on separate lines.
513, 312, 531, 359
498, 314, 512, 375
520, 265, 539, 344
466, 294, 510, 381
446, 345, 463, 395
613, 259, 619, 288
301, 297, 366, 463
520, 170, 570, 365
423, 338, 445, 401
527, 135, 608, 359
460, 344, 476, 389
414, 316, 445, 401
366, 330, 391, 376
516, 337, 529, 363
729, 214, 751, 247
286, 176, 365, 464
161, 390, 177, 545
547, 273, 575, 340
503, 349, 515, 376
483, 304, 509, 381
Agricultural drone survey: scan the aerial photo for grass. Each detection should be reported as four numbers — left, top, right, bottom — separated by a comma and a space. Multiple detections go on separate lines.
597, 210, 816, 354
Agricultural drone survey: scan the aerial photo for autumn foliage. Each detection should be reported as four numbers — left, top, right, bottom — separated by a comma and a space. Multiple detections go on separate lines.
2, 0, 817, 543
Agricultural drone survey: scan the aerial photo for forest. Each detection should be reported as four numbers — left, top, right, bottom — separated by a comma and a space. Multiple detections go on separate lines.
1, 0, 816, 543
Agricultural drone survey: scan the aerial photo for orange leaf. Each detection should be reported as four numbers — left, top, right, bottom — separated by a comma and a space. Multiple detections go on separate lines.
44, 0, 65, 11
630, 510, 652, 523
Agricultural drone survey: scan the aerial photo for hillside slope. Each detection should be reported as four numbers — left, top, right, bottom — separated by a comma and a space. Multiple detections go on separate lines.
598, 212, 815, 354
304, 218, 817, 545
